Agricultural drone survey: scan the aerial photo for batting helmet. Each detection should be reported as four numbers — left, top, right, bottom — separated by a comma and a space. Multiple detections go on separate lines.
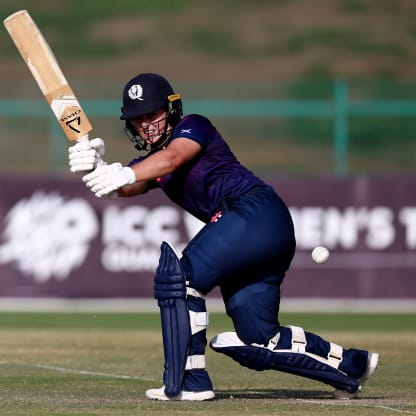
120, 73, 182, 123
120, 73, 183, 153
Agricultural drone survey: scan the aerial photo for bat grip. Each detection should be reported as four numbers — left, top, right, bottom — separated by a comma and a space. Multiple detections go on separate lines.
73, 134, 106, 168
76, 134, 90, 144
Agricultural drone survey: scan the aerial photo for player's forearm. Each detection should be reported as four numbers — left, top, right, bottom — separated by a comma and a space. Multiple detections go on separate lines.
118, 180, 148, 197
129, 149, 179, 182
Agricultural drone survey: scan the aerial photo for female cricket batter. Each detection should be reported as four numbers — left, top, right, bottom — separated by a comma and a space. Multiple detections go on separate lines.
69, 73, 378, 401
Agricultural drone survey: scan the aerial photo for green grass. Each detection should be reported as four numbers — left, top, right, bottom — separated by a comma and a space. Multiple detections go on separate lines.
2, 1, 416, 175
0, 312, 415, 415
0, 311, 415, 331
1, 0, 414, 68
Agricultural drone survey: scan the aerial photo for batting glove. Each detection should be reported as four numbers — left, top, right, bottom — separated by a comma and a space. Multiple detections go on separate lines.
82, 162, 136, 198
68, 137, 106, 173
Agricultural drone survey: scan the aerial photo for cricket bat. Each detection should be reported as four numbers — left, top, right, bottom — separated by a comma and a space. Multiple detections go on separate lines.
3, 10, 92, 144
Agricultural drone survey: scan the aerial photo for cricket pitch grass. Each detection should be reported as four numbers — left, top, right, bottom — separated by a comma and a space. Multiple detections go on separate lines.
0, 311, 415, 416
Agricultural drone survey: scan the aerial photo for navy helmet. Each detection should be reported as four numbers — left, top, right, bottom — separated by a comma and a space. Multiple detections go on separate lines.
120, 73, 181, 122
120, 73, 183, 153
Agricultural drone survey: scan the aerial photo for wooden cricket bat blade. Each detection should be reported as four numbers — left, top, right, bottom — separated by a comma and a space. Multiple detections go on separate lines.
3, 10, 92, 142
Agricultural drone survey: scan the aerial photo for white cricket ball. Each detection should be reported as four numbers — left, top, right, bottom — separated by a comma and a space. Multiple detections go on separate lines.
312, 246, 330, 264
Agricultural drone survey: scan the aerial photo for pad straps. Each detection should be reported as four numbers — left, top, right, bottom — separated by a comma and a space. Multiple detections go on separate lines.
210, 330, 359, 394
269, 325, 343, 369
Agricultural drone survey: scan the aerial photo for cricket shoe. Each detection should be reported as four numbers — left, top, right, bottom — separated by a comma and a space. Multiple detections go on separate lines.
333, 352, 379, 399
145, 386, 215, 401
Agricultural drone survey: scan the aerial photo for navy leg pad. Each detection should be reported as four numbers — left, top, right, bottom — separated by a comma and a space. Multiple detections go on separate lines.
210, 332, 360, 394
154, 242, 191, 397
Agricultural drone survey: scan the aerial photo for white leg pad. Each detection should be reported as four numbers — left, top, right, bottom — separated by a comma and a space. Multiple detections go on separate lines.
189, 311, 209, 335
288, 325, 307, 353
210, 330, 359, 394
186, 286, 209, 371
327, 342, 343, 369
270, 326, 343, 370
185, 354, 206, 370
211, 331, 244, 348
186, 286, 205, 298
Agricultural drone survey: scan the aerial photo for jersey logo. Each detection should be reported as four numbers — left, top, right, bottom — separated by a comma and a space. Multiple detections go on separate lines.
180, 128, 192, 134
128, 84, 144, 100
210, 211, 223, 223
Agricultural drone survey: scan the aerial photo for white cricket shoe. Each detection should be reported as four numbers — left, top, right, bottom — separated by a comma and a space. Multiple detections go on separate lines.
333, 352, 379, 399
145, 386, 215, 401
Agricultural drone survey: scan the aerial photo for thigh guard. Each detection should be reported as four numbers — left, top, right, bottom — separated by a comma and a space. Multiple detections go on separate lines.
210, 327, 360, 394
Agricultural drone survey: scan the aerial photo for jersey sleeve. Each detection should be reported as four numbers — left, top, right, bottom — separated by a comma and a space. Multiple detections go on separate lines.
128, 156, 145, 167
170, 114, 213, 148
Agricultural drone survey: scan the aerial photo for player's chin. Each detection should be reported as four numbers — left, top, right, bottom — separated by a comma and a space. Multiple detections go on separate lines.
141, 134, 161, 144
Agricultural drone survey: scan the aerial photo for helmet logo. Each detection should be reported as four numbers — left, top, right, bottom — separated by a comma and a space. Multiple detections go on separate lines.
128, 84, 144, 100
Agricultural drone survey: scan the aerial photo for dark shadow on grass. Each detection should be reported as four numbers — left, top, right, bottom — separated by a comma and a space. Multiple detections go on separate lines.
213, 389, 383, 401
213, 389, 332, 400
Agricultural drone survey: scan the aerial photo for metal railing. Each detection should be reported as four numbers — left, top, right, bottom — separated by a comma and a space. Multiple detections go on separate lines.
2, 80, 416, 176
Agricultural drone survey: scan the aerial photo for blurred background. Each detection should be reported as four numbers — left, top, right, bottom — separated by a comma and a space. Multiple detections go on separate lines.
1, 0, 416, 308
1, 0, 416, 176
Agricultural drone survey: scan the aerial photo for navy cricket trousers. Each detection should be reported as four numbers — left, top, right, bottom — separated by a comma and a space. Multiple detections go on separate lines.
181, 186, 296, 345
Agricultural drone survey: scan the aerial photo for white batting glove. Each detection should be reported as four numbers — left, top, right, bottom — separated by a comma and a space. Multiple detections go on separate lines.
68, 137, 106, 173
82, 162, 136, 198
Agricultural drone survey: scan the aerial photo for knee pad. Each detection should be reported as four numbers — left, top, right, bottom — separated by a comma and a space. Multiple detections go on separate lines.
154, 241, 209, 396
210, 326, 359, 394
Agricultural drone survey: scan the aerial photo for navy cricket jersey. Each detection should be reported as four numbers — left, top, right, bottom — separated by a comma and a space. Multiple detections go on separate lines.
129, 114, 271, 223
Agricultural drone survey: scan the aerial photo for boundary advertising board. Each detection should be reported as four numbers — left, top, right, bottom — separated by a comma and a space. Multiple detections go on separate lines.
0, 175, 415, 299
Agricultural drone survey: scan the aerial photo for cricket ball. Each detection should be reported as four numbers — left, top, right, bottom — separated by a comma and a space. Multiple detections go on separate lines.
311, 246, 330, 264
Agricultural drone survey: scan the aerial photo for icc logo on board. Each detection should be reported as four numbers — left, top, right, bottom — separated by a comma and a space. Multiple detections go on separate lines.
0, 191, 203, 282
2, 191, 416, 283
